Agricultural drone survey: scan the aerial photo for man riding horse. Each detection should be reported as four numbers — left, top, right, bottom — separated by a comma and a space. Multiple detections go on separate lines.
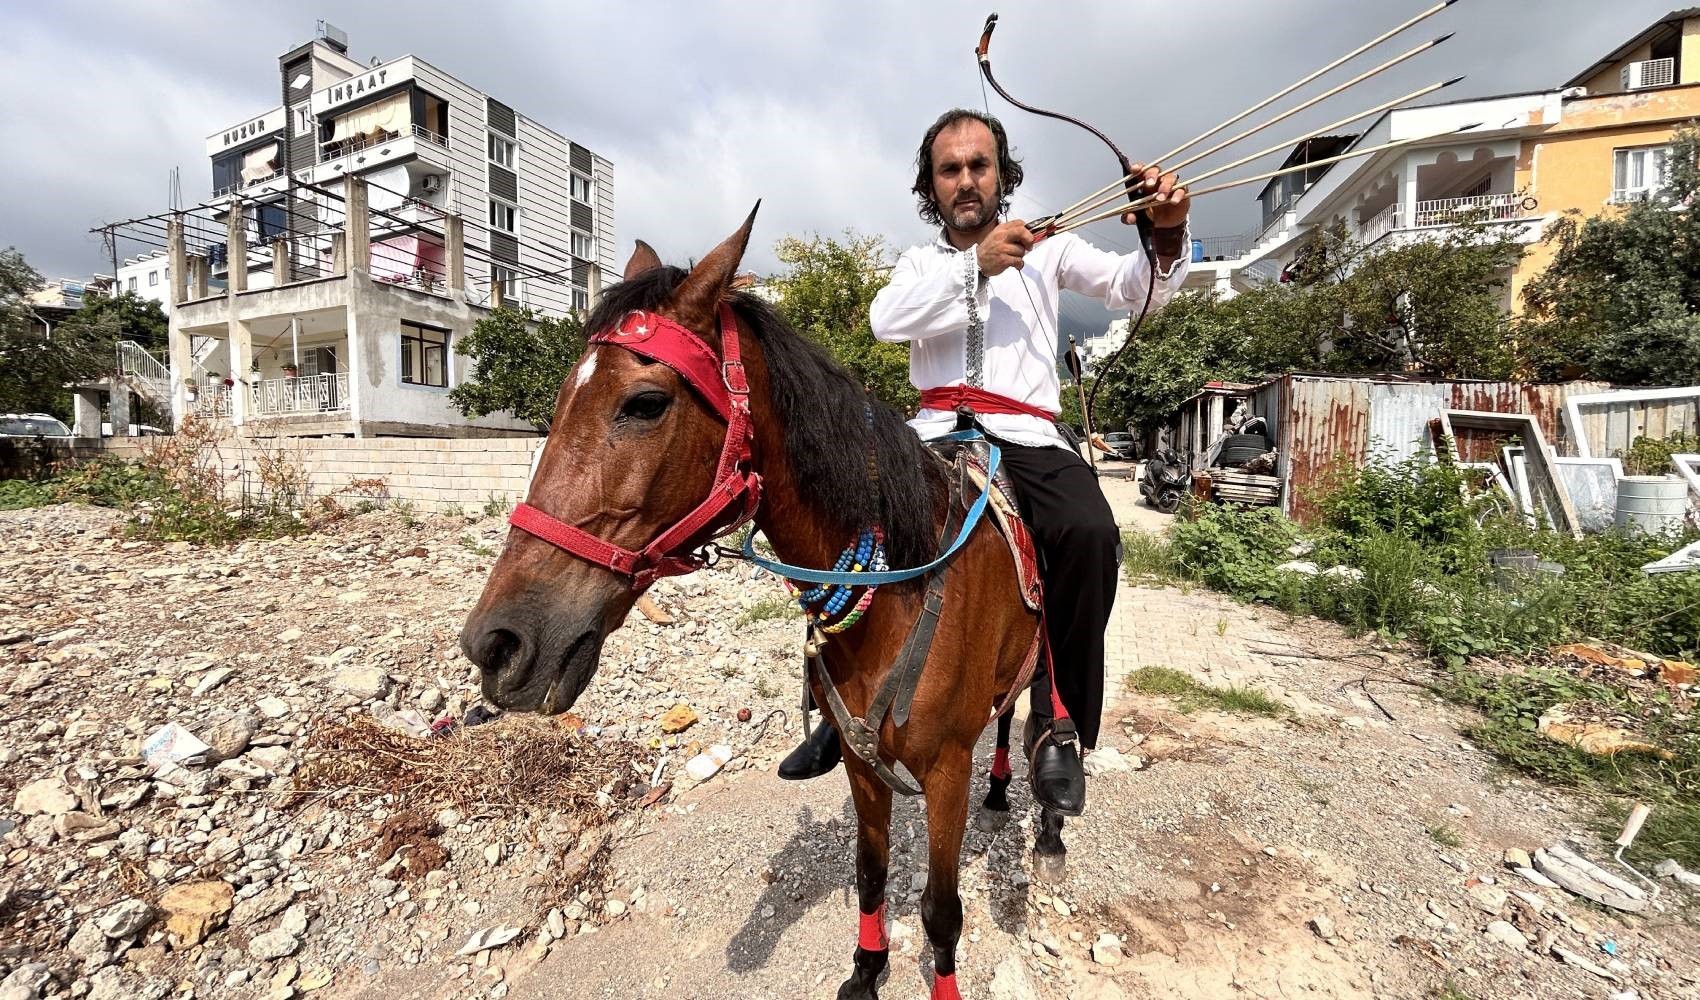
778, 108, 1192, 816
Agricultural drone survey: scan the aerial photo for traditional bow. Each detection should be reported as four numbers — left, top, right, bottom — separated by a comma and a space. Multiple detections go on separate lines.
975, 11, 1159, 439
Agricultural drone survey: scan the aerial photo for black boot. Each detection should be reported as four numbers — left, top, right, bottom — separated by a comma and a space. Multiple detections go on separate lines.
1024, 712, 1086, 816
778, 719, 842, 780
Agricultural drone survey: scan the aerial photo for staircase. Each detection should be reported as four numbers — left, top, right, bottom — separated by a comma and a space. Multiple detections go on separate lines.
116, 340, 173, 411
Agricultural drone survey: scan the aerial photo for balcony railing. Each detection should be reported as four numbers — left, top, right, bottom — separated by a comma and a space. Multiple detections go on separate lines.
1358, 204, 1399, 246
190, 384, 232, 418
320, 125, 448, 163
249, 373, 349, 416
1412, 193, 1527, 227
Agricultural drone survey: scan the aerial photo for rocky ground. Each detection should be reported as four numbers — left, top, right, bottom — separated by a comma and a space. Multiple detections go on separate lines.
1, 496, 1696, 1000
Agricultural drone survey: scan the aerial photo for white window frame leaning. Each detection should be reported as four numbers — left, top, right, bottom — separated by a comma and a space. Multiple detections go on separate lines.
488, 199, 517, 233
488, 134, 516, 169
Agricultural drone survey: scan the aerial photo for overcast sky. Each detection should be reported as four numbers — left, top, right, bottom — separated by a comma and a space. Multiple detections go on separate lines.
0, 0, 1661, 335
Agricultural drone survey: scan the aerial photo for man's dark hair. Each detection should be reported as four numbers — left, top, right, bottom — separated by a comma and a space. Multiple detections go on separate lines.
911, 108, 1024, 227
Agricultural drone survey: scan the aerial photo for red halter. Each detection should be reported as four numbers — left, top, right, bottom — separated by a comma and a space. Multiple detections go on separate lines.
507, 302, 762, 589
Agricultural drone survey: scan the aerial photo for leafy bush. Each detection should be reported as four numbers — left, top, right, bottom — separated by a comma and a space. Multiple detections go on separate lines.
1313, 451, 1487, 567
1618, 430, 1700, 477
1168, 505, 1298, 600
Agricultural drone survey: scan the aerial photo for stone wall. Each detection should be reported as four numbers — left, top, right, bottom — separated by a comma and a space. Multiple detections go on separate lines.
3, 435, 544, 514
230, 436, 545, 512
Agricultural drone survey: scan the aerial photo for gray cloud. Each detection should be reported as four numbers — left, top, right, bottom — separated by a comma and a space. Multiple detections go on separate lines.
0, 0, 1658, 337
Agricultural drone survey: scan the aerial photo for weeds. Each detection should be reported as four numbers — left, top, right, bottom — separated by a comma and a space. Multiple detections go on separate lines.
1121, 530, 1179, 584
1426, 822, 1464, 848
391, 499, 420, 528
460, 533, 496, 557
1126, 666, 1286, 717
737, 596, 799, 629
483, 493, 509, 518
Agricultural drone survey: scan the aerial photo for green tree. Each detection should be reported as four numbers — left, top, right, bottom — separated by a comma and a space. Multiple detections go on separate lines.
1092, 217, 1524, 433
767, 231, 916, 412
68, 290, 168, 351
0, 247, 121, 418
1518, 123, 1700, 383
448, 307, 586, 431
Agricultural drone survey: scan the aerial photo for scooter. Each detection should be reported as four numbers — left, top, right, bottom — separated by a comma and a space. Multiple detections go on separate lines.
1139, 447, 1190, 514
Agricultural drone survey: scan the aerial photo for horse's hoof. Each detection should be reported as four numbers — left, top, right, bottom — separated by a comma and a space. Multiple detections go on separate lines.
836, 980, 877, 1000
974, 807, 1010, 833
1033, 851, 1067, 884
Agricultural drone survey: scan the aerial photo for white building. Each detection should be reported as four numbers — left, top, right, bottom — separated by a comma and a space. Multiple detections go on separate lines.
1182, 95, 1556, 301
107, 21, 614, 438
115, 251, 171, 309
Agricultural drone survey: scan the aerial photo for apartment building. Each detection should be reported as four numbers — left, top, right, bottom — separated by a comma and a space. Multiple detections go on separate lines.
1184, 8, 1700, 310
108, 21, 613, 438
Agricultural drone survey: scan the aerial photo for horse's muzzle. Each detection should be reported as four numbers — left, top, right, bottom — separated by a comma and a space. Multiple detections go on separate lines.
460, 610, 604, 715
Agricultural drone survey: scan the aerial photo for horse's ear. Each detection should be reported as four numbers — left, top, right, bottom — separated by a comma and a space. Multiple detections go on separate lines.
672, 202, 760, 331
623, 240, 662, 281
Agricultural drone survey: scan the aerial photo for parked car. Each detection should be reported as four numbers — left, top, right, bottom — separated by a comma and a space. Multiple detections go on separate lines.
1100, 431, 1140, 462
0, 413, 72, 438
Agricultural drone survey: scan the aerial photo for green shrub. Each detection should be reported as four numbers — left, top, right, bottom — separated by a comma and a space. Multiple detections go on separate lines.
1619, 431, 1699, 477
1313, 451, 1487, 571
1169, 505, 1298, 600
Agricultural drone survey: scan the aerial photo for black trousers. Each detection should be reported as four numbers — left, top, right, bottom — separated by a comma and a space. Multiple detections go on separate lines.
997, 441, 1119, 748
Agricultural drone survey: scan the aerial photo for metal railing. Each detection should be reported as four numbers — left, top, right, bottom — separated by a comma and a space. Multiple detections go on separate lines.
117, 340, 169, 384
320, 124, 448, 162
1358, 204, 1399, 246
1412, 193, 1526, 227
191, 384, 232, 418
250, 373, 349, 416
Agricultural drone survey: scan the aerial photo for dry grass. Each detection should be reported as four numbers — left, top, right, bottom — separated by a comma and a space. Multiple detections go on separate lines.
294, 713, 646, 817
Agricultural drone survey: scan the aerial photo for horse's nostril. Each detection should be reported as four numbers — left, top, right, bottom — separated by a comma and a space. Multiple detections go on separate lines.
473, 627, 523, 675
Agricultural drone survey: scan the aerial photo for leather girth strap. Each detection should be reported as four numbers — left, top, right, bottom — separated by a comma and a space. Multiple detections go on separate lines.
808, 490, 964, 797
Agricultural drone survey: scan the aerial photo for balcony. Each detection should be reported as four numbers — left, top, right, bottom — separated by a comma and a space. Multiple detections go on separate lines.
190, 384, 233, 418
250, 373, 349, 416
1412, 193, 1527, 227
320, 125, 448, 164
1358, 204, 1399, 246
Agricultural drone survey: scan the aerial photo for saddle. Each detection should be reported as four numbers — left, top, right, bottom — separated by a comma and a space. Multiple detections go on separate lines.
809, 434, 1045, 796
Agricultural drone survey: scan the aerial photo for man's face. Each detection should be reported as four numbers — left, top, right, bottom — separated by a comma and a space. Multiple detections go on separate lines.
930, 119, 1000, 232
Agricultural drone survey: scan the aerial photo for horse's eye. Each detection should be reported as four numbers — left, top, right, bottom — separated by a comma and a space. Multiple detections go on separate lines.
619, 390, 671, 422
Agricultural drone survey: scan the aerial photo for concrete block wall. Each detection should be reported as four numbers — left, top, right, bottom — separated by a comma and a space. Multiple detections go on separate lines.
227, 437, 545, 513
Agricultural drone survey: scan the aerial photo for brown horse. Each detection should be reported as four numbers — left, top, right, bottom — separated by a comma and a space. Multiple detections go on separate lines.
461, 210, 1057, 998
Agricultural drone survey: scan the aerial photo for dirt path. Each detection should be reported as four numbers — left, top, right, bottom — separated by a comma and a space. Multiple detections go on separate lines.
2, 493, 1694, 1000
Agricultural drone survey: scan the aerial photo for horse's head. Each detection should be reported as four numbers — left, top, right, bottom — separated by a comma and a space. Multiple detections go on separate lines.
460, 209, 759, 714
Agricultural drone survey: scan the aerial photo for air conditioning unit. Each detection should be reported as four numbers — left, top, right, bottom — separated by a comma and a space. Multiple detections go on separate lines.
420, 174, 443, 194
1622, 57, 1675, 91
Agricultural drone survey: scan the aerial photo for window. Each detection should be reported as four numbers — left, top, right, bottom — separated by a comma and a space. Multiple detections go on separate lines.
148, 271, 159, 287
488, 134, 516, 168
490, 264, 517, 302
570, 173, 593, 202
1613, 145, 1674, 202
127, 276, 137, 292
488, 199, 516, 232
571, 232, 594, 259
400, 322, 449, 388
571, 287, 589, 312
292, 102, 312, 136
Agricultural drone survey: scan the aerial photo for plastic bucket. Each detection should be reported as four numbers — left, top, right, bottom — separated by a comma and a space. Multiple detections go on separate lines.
1614, 476, 1689, 534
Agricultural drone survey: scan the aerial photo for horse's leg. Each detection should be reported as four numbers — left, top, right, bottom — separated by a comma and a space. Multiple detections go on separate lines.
837, 760, 892, 1000
920, 746, 971, 1000
974, 709, 1014, 832
1033, 807, 1067, 884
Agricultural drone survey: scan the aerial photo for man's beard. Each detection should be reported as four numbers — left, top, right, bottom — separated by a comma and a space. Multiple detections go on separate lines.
944, 192, 995, 231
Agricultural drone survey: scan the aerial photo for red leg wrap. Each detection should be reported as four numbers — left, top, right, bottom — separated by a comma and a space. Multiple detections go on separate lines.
1039, 611, 1071, 721
932, 971, 961, 1000
857, 903, 887, 952
991, 747, 1012, 781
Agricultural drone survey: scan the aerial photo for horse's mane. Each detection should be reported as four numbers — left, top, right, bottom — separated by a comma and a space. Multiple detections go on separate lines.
585, 267, 942, 568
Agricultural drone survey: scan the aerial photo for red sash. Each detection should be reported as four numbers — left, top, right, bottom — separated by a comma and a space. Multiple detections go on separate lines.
918, 385, 1058, 422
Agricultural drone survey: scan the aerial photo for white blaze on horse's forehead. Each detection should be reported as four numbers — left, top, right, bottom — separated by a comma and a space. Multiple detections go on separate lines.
573, 352, 599, 390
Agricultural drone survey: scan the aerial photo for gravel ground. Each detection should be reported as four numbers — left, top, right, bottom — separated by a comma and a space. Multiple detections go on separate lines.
1, 497, 1695, 1000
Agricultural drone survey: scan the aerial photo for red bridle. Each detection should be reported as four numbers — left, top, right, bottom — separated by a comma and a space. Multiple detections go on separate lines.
508, 302, 761, 589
